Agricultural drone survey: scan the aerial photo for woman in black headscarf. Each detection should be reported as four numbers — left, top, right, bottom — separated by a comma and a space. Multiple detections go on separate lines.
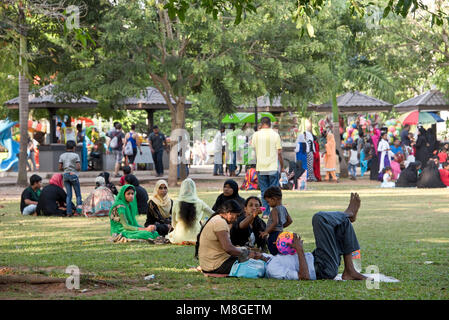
98, 172, 118, 196
124, 174, 149, 214
366, 138, 379, 181
417, 160, 446, 188
415, 128, 429, 166
212, 179, 245, 212
396, 161, 421, 188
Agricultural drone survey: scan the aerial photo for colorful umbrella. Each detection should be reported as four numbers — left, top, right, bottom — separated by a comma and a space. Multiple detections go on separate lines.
398, 111, 444, 125
221, 112, 277, 124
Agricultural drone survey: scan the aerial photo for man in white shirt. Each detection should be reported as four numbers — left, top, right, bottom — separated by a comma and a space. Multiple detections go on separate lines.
213, 125, 225, 176
265, 193, 367, 281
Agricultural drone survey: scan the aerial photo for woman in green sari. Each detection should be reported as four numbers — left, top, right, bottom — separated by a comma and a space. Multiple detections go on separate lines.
109, 184, 159, 241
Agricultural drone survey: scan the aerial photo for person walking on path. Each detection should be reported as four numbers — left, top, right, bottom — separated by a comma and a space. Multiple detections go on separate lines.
107, 123, 126, 178
148, 125, 167, 177
225, 124, 240, 177
26, 136, 37, 172
250, 116, 284, 218
213, 125, 225, 176
323, 129, 338, 182
124, 124, 142, 171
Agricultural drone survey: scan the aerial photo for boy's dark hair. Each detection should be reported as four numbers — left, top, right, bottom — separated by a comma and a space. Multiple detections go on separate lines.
382, 166, 392, 173
66, 140, 76, 150
113, 121, 120, 128
57, 122, 62, 127
260, 116, 271, 126
76, 123, 82, 131
116, 123, 122, 130
263, 186, 282, 200
153, 125, 159, 130
123, 165, 131, 175
131, 124, 136, 130
30, 174, 42, 186
352, 143, 357, 151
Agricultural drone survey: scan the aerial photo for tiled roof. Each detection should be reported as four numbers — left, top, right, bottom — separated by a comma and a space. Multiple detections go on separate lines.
395, 90, 449, 108
121, 87, 192, 109
4, 84, 98, 108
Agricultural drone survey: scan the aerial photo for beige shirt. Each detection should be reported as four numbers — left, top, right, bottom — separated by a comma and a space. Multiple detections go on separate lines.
198, 215, 231, 272
251, 128, 282, 172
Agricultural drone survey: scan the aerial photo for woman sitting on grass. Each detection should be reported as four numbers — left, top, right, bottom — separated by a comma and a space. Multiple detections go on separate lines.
109, 184, 160, 243
98, 172, 118, 196
82, 176, 115, 217
230, 196, 267, 251
36, 173, 71, 217
396, 161, 421, 187
145, 180, 173, 236
196, 200, 259, 275
167, 178, 214, 245
417, 159, 446, 188
212, 179, 245, 212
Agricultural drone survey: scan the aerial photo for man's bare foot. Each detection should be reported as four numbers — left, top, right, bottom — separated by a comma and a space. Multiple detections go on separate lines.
342, 269, 367, 280
344, 193, 355, 219
344, 193, 361, 223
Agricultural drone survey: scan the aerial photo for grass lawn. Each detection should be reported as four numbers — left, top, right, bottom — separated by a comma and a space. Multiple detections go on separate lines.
0, 182, 448, 300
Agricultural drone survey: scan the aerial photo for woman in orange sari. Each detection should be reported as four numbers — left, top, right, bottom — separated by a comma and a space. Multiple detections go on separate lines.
323, 130, 338, 182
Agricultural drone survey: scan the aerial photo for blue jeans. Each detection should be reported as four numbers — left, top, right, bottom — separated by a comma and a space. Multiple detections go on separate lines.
63, 173, 82, 215
228, 151, 237, 172
258, 172, 280, 216
22, 204, 37, 215
213, 164, 223, 175
348, 164, 357, 177
152, 149, 164, 175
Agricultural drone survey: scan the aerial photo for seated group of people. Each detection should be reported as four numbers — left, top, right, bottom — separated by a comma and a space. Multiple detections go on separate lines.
196, 192, 367, 282
20, 171, 119, 217
108, 178, 269, 251
21, 172, 368, 282
381, 157, 449, 188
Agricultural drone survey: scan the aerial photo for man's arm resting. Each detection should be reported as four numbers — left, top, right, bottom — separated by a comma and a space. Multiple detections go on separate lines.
278, 149, 284, 171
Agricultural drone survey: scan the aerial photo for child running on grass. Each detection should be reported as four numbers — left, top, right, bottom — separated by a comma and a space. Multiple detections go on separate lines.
260, 186, 293, 255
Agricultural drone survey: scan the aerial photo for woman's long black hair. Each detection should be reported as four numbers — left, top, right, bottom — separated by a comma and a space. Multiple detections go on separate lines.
194, 199, 242, 259
179, 201, 197, 228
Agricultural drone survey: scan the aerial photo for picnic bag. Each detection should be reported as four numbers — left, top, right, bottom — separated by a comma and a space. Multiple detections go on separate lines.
228, 259, 266, 279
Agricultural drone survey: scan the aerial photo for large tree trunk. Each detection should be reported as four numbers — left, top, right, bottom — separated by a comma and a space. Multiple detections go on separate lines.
17, 33, 29, 186
168, 102, 186, 187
